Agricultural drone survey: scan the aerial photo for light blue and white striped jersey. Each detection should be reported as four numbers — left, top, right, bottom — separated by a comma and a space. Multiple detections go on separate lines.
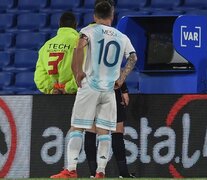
80, 24, 135, 91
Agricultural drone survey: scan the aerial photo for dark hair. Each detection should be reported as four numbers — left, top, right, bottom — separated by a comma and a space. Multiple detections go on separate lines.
94, 0, 115, 7
59, 12, 76, 29
94, 1, 113, 19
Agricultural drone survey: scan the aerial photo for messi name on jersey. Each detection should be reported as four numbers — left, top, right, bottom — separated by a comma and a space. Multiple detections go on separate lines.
102, 29, 118, 37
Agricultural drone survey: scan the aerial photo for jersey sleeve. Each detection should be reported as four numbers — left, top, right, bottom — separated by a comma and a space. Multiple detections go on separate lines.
34, 47, 53, 94
124, 36, 136, 59
80, 26, 91, 41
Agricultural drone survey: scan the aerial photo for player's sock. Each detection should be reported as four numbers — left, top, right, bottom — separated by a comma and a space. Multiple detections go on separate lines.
112, 132, 130, 177
84, 131, 97, 176
96, 134, 111, 174
66, 130, 83, 171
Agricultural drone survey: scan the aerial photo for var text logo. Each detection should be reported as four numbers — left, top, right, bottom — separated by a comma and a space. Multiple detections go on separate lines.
180, 26, 201, 48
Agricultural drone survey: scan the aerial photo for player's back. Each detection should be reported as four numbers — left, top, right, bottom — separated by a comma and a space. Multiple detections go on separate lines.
39, 27, 79, 81
81, 24, 130, 91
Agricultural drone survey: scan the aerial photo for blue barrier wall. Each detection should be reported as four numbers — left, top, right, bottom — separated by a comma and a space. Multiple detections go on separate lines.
117, 15, 207, 93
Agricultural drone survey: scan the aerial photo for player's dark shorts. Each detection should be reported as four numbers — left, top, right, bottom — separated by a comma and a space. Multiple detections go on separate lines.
115, 89, 127, 123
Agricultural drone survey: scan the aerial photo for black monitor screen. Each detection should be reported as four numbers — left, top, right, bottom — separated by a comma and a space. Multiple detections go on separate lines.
145, 33, 194, 71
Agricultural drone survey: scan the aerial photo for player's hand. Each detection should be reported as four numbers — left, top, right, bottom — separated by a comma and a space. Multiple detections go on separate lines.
52, 88, 66, 94
121, 92, 129, 106
76, 71, 86, 88
59, 88, 67, 94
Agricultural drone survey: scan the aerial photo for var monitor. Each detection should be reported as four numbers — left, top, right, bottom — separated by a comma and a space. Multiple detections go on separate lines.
144, 33, 194, 71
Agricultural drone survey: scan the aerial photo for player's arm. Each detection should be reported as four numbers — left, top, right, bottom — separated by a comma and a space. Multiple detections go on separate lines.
115, 52, 137, 89
34, 49, 53, 94
34, 61, 53, 94
72, 34, 88, 88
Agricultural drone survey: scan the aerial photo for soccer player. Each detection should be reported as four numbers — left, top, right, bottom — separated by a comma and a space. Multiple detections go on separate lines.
34, 12, 79, 94
50, 1, 137, 178
84, 0, 136, 178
